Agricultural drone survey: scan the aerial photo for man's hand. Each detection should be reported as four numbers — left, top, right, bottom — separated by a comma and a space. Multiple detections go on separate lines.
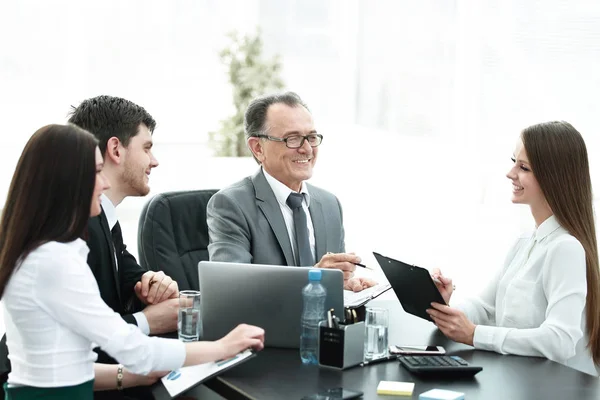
142, 298, 179, 335
426, 302, 475, 346
344, 277, 378, 292
135, 271, 178, 305
315, 252, 359, 282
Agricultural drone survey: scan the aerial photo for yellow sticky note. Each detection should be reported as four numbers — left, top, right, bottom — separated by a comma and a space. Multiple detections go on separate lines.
377, 381, 415, 396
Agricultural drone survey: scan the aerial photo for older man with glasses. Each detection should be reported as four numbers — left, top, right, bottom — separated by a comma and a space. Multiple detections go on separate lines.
207, 92, 376, 292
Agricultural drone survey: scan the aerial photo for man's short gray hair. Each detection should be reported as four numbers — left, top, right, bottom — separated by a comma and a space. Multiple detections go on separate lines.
244, 91, 309, 139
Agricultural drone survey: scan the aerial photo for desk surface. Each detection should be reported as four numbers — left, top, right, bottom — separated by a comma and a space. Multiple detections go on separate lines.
206, 299, 600, 400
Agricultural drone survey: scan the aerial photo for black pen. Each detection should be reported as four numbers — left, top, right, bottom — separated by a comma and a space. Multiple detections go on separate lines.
326, 252, 369, 269
359, 354, 398, 367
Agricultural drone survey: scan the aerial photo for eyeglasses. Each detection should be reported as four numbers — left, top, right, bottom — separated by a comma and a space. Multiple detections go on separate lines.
255, 134, 323, 149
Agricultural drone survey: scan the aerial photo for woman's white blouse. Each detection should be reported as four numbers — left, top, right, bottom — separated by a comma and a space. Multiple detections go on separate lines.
457, 215, 598, 376
3, 239, 186, 387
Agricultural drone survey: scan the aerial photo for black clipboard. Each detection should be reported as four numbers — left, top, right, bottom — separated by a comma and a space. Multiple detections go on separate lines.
373, 252, 446, 322
151, 350, 256, 400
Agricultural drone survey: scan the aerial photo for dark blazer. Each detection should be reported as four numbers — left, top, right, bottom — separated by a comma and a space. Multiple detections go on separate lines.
87, 209, 147, 328
207, 168, 346, 265
88, 209, 154, 399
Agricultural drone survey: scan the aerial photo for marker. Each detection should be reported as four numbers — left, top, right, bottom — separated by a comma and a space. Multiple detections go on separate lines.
359, 354, 398, 367
332, 316, 341, 329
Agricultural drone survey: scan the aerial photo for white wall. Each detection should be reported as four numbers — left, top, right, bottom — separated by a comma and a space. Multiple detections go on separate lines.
1, 1, 600, 334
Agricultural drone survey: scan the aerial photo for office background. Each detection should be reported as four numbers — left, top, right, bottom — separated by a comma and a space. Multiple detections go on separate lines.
1, 0, 599, 332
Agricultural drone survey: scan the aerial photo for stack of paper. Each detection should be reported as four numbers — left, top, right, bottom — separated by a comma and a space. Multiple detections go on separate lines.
376, 381, 415, 396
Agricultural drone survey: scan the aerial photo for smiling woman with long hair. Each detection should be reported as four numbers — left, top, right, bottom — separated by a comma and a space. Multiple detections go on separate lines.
428, 121, 600, 376
0, 124, 264, 399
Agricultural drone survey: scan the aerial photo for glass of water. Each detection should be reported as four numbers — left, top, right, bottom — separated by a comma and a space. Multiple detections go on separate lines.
178, 290, 201, 342
364, 307, 389, 361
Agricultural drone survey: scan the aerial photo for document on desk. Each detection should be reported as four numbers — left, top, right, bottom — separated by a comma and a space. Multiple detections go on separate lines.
159, 349, 255, 398
344, 283, 392, 308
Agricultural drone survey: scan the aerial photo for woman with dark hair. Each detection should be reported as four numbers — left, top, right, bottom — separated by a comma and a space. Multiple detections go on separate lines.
427, 121, 600, 376
0, 124, 264, 398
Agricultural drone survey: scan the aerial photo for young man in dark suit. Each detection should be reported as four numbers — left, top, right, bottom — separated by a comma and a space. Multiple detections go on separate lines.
68, 96, 180, 398
69, 95, 179, 336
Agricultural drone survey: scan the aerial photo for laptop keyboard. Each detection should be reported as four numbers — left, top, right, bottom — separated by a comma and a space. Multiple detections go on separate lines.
398, 355, 482, 377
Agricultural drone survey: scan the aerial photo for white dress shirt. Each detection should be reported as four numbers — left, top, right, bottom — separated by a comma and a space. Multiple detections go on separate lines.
456, 215, 598, 376
101, 194, 119, 237
3, 239, 186, 387
263, 168, 316, 263
101, 194, 150, 335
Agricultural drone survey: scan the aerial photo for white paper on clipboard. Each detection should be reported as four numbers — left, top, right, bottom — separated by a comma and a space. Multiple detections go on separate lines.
344, 282, 392, 308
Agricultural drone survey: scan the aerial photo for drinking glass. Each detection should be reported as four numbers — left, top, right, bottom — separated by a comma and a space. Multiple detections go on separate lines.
178, 290, 201, 342
364, 307, 389, 360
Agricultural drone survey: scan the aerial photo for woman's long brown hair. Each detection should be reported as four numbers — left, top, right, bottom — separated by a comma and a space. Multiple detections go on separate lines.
0, 124, 98, 298
522, 121, 600, 365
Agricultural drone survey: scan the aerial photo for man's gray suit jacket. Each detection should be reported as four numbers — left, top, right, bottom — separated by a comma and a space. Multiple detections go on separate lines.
207, 169, 345, 266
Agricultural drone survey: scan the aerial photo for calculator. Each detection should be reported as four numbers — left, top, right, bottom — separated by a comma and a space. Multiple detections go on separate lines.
398, 355, 482, 377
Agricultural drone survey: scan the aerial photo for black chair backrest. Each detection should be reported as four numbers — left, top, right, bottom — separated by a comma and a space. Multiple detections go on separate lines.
138, 189, 218, 291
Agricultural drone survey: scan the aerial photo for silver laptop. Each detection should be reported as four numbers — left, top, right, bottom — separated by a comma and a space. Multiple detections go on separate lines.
198, 261, 344, 349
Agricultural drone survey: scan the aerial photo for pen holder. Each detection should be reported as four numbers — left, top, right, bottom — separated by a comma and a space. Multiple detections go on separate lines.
318, 321, 365, 369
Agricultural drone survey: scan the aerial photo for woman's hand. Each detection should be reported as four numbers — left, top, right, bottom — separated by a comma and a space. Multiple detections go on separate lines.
183, 324, 265, 367
123, 369, 168, 388
216, 324, 265, 360
431, 268, 454, 304
94, 364, 168, 391
426, 302, 475, 346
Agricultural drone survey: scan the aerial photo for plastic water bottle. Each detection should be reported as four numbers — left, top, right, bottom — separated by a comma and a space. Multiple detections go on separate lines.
300, 269, 327, 364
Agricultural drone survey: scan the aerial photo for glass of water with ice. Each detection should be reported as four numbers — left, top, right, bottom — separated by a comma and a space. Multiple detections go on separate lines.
178, 290, 201, 342
364, 307, 389, 361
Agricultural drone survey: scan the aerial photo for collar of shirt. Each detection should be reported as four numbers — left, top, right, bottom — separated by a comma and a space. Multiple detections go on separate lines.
71, 238, 90, 259
533, 214, 561, 242
100, 194, 118, 231
262, 167, 311, 208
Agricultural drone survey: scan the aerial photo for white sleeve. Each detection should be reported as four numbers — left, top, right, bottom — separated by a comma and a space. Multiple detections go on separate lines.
133, 312, 150, 335
455, 267, 501, 326
455, 238, 521, 325
34, 253, 186, 375
472, 239, 586, 363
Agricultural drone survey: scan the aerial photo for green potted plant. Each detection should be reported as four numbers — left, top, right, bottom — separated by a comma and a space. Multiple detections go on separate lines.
209, 29, 285, 157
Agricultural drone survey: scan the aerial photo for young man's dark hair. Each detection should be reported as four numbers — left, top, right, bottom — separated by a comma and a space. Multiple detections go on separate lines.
68, 95, 156, 155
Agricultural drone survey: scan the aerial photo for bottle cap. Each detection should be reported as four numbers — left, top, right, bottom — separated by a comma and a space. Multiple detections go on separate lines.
308, 269, 322, 282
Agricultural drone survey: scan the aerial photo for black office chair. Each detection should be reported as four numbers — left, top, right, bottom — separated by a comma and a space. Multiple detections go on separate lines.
138, 189, 218, 291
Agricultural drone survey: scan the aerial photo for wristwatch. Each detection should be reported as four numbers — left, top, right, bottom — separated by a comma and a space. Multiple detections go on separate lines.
117, 364, 124, 391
